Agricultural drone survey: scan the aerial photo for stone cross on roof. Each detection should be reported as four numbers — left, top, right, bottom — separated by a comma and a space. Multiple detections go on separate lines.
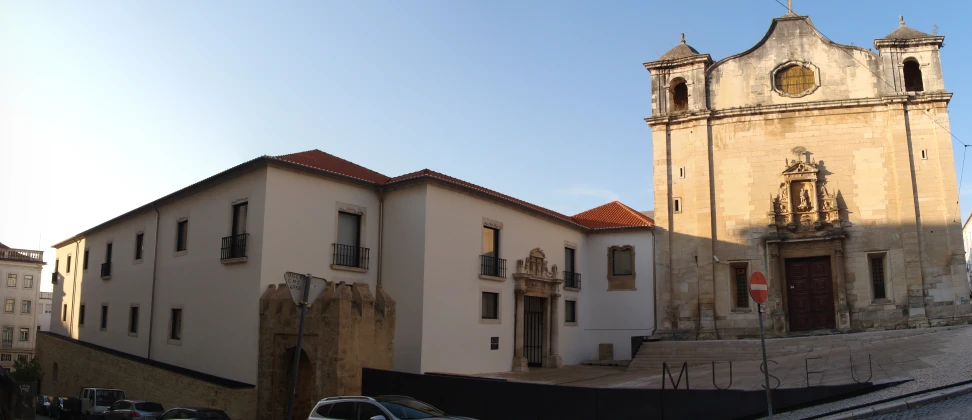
788, 0, 793, 13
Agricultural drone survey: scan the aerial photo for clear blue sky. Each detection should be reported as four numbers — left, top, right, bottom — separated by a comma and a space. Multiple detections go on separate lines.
2, 1, 971, 290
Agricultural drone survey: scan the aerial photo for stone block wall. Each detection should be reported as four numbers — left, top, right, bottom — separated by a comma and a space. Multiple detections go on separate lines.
256, 282, 395, 420
35, 332, 256, 420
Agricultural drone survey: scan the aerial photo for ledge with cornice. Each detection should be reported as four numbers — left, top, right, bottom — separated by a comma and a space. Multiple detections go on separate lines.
645, 93, 952, 127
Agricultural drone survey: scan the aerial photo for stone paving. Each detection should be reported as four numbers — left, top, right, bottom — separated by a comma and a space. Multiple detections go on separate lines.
867, 391, 972, 420
482, 325, 972, 418
487, 326, 970, 393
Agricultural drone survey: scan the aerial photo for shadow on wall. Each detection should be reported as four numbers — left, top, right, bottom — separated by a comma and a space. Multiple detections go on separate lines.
655, 220, 971, 339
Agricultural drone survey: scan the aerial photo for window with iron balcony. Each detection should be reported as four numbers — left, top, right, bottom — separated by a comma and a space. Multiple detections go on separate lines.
332, 211, 369, 270
480, 226, 505, 278
564, 247, 581, 290
221, 202, 249, 262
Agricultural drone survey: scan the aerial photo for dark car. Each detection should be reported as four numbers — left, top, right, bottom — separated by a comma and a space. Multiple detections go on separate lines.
309, 395, 476, 420
35, 395, 52, 416
159, 407, 231, 420
49, 397, 83, 420
97, 400, 165, 420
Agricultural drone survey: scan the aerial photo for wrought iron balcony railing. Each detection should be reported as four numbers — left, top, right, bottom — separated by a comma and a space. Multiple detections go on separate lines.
332, 244, 370, 269
221, 233, 249, 260
480, 255, 506, 278
564, 271, 582, 289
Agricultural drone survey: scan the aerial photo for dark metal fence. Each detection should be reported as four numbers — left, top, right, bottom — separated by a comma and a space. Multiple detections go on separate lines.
100, 262, 111, 278
221, 233, 249, 260
480, 255, 506, 277
332, 244, 370, 269
362, 367, 882, 420
564, 271, 581, 289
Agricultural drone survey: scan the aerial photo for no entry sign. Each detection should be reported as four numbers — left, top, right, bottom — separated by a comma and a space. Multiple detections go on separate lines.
750, 271, 768, 304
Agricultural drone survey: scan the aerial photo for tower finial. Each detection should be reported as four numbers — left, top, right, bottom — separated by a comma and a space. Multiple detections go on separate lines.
787, 0, 793, 13
680, 33, 685, 44
900, 15, 905, 26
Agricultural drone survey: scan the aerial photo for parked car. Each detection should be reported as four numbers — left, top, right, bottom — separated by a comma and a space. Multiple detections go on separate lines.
95, 400, 165, 420
35, 395, 52, 416
79, 388, 127, 417
49, 397, 83, 420
159, 407, 231, 419
308, 395, 476, 420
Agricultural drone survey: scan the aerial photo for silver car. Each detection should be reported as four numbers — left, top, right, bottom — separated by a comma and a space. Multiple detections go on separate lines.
308, 395, 476, 420
97, 400, 165, 420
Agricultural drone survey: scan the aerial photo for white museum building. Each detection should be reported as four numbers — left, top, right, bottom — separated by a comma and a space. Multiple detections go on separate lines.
0, 242, 44, 372
50, 150, 656, 385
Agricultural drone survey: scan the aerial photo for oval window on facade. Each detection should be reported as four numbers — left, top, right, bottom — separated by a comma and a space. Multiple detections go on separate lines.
774, 64, 816, 96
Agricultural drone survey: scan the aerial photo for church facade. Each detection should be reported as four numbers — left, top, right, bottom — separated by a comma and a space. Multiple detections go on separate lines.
647, 10, 971, 339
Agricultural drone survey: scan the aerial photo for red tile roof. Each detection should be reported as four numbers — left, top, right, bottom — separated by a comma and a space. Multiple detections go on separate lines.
572, 201, 655, 230
274, 150, 391, 184
272, 150, 654, 231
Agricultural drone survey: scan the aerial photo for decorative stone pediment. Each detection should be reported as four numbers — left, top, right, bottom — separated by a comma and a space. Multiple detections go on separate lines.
513, 248, 562, 297
768, 150, 844, 233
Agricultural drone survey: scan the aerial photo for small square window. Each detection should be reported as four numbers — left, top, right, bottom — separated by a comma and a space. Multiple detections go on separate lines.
678, 167, 686, 179
22, 275, 32, 289
565, 300, 577, 323
6, 274, 15, 288
100, 305, 109, 330
176, 220, 189, 252
481, 292, 498, 320
920, 149, 928, 160
170, 308, 183, 341
490, 337, 499, 350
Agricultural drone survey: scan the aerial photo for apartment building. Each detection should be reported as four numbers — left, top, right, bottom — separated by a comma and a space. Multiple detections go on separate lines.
0, 243, 43, 371
50, 150, 655, 385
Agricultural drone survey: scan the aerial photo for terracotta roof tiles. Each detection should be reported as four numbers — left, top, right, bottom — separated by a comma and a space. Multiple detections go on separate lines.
572, 201, 655, 230
273, 149, 391, 184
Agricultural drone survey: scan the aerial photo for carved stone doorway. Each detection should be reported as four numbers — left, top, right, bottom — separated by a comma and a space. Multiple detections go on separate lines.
785, 256, 836, 331
523, 296, 545, 367
511, 248, 563, 372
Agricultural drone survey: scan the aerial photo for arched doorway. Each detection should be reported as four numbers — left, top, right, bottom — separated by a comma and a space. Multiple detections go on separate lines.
275, 347, 315, 419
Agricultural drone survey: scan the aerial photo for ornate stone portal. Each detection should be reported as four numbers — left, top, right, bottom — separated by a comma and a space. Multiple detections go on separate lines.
765, 150, 851, 333
511, 248, 564, 372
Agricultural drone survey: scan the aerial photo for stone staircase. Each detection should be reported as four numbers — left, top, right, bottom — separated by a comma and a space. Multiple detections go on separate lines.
627, 326, 962, 372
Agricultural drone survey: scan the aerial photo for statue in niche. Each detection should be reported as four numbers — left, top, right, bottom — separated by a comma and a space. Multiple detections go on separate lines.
798, 184, 813, 211
778, 183, 789, 213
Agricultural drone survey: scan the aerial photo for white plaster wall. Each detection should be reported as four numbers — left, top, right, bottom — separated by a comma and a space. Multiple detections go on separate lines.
380, 184, 428, 373
581, 231, 655, 361
37, 294, 51, 332
0, 260, 42, 353
52, 239, 85, 339
419, 184, 587, 374
150, 167, 268, 385
260, 166, 380, 293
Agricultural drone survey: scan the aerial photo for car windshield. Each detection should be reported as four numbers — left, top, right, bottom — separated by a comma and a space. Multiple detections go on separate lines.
196, 410, 230, 419
95, 390, 125, 406
135, 402, 164, 412
377, 398, 445, 419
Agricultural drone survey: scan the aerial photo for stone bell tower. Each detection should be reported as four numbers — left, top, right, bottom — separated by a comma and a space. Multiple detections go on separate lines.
644, 34, 713, 116
874, 16, 946, 94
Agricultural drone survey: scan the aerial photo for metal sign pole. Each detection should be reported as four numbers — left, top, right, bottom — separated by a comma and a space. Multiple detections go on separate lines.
757, 303, 773, 419
285, 273, 312, 420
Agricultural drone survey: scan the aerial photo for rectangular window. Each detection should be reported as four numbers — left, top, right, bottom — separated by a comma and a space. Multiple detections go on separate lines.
16, 354, 26, 362
733, 263, 749, 308
170, 308, 183, 341
921, 149, 928, 160
105, 242, 113, 263
565, 300, 577, 323
67, 255, 72, 273
176, 220, 189, 252
0, 354, 10, 362
871, 255, 887, 300
19, 328, 28, 342
83, 249, 89, 270
482, 226, 500, 276
6, 274, 15, 288
481, 292, 498, 320
4, 300, 13, 314
129, 306, 139, 334
679, 167, 686, 179
232, 202, 248, 236
673, 197, 682, 213
565, 247, 575, 273
612, 248, 633, 276
336, 212, 362, 266
100, 305, 108, 330
21, 300, 30, 314
22, 275, 33, 289
135, 233, 144, 260
55, 259, 59, 273
490, 337, 499, 350
62, 305, 67, 321
79, 305, 85, 327
1, 328, 11, 347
